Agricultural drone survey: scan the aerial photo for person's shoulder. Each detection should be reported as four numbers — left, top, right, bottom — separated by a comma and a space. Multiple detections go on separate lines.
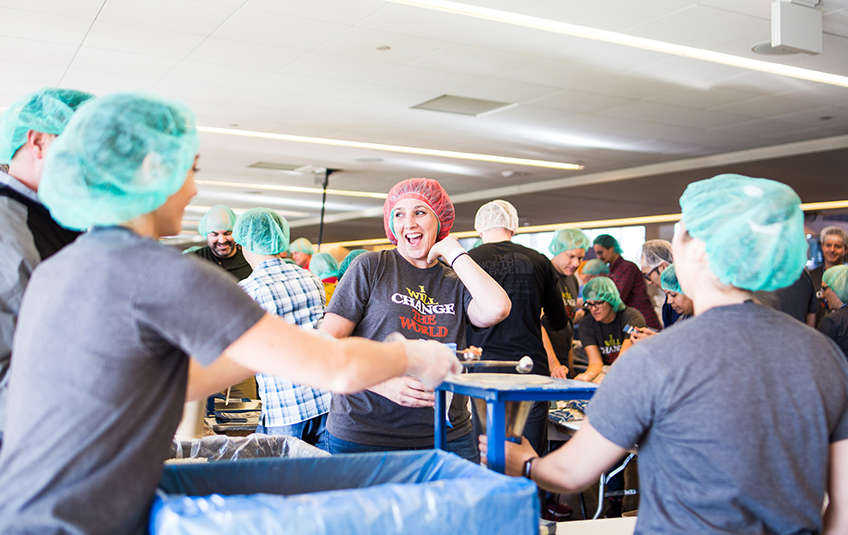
622, 306, 645, 322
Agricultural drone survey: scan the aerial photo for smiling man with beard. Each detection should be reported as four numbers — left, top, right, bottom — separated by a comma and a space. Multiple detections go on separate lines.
192, 204, 252, 280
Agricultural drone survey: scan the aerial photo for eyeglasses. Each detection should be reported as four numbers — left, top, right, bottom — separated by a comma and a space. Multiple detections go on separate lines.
584, 301, 606, 310
642, 266, 660, 281
817, 287, 829, 299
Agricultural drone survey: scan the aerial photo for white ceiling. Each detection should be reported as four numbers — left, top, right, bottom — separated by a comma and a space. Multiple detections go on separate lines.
3, 0, 848, 244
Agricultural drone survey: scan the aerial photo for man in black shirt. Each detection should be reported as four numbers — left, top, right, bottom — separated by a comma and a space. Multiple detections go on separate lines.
192, 204, 252, 280
466, 200, 567, 456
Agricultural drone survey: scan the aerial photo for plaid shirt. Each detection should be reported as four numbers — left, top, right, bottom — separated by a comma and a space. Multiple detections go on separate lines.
608, 256, 662, 330
239, 258, 331, 426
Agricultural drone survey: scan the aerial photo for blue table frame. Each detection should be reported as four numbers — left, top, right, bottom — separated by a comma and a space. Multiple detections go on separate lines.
435, 376, 597, 474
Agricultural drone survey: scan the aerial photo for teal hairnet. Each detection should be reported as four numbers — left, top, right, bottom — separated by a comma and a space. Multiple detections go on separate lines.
470, 238, 483, 250
593, 234, 622, 254
198, 205, 237, 235
0, 87, 95, 164
583, 277, 625, 312
309, 252, 340, 280
549, 228, 590, 256
679, 174, 807, 292
823, 265, 848, 304
233, 207, 290, 255
639, 240, 673, 270
475, 199, 518, 234
660, 264, 684, 295
338, 249, 367, 280
39, 93, 199, 231
290, 237, 315, 255
583, 259, 609, 276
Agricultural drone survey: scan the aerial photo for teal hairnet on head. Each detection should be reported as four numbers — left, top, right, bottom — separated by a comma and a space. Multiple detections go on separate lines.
309, 252, 340, 280
0, 87, 95, 163
233, 207, 290, 255
593, 234, 622, 254
679, 174, 807, 292
823, 265, 848, 304
198, 205, 237, 235
470, 238, 483, 250
290, 237, 315, 255
660, 264, 684, 295
549, 228, 590, 256
39, 92, 199, 231
582, 277, 625, 312
583, 259, 609, 276
338, 249, 367, 280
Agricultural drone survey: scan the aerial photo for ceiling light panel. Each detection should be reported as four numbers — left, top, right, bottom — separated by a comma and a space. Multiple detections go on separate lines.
412, 94, 514, 115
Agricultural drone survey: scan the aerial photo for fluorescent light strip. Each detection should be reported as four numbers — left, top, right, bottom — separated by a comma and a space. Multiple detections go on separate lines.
322, 200, 848, 248
195, 179, 387, 199
386, 0, 848, 89
197, 126, 583, 171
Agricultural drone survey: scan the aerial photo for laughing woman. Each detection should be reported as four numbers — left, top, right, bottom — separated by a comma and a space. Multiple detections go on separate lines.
322, 178, 511, 461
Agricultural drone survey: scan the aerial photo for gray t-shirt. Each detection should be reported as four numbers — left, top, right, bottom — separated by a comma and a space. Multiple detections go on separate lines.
579, 306, 645, 365
0, 227, 266, 535
326, 249, 473, 447
587, 302, 848, 535
542, 270, 580, 366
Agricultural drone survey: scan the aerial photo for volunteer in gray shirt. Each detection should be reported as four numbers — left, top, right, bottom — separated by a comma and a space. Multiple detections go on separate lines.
483, 173, 848, 535
0, 93, 461, 535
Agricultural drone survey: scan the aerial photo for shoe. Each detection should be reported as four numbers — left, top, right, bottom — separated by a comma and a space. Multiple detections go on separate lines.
603, 497, 623, 518
543, 501, 573, 521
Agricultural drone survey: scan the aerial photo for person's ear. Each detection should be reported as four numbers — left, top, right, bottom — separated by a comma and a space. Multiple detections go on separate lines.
26, 131, 56, 160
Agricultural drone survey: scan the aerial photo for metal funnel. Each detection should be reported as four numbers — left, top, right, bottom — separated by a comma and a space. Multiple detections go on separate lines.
472, 397, 534, 440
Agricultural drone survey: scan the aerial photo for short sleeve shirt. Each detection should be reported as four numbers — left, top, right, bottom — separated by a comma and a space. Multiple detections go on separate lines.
587, 302, 848, 535
326, 249, 473, 447
579, 306, 645, 365
0, 227, 266, 535
542, 270, 580, 365
819, 306, 848, 358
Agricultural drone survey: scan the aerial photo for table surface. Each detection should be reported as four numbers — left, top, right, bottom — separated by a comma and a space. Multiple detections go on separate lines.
557, 517, 637, 535
438, 374, 598, 401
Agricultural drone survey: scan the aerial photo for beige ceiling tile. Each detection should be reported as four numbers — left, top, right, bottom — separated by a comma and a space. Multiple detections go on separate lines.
282, 52, 399, 84
0, 7, 91, 45
243, 0, 385, 25
0, 36, 76, 66
259, 73, 361, 99
316, 27, 451, 65
713, 95, 831, 118
59, 67, 161, 93
458, 78, 560, 103
153, 78, 246, 103
97, 0, 237, 35
0, 58, 65, 85
643, 86, 765, 109
213, 8, 347, 50
168, 60, 276, 89
335, 84, 437, 108
84, 20, 206, 59
626, 4, 769, 49
357, 2, 495, 41
235, 89, 325, 112
528, 0, 693, 32
0, 0, 104, 18
411, 44, 539, 77
187, 38, 305, 71
599, 100, 751, 129
528, 90, 633, 113
461, 21, 584, 58
72, 47, 181, 78
371, 65, 487, 94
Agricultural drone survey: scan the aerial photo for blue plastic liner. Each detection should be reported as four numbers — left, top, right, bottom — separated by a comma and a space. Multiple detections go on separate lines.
151, 450, 538, 535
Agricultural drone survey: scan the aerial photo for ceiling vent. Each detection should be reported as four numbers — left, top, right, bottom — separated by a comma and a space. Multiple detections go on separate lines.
248, 162, 305, 171
411, 94, 514, 116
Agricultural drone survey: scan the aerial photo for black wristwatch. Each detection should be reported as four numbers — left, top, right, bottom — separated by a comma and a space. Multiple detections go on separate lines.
522, 456, 537, 479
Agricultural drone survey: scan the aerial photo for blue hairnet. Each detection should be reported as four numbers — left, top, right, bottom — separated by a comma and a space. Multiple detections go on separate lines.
338, 249, 367, 280
198, 205, 237, 235
679, 174, 807, 292
639, 239, 673, 269
823, 265, 848, 304
309, 252, 340, 280
233, 207, 290, 255
549, 228, 590, 256
593, 234, 622, 254
0, 87, 95, 164
582, 259, 609, 275
39, 93, 199, 231
475, 200, 518, 234
290, 237, 315, 255
583, 277, 625, 312
660, 264, 683, 295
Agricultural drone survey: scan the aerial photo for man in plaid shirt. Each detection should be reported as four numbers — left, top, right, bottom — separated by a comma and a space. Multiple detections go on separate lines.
232, 208, 331, 450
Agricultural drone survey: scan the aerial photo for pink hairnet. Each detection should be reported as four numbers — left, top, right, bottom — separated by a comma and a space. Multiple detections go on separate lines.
383, 178, 454, 245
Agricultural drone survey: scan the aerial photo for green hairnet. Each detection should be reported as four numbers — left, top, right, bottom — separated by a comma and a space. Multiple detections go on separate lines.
233, 207, 290, 255
823, 265, 848, 304
309, 252, 340, 280
470, 238, 484, 250
583, 259, 609, 275
0, 88, 95, 164
290, 237, 315, 255
660, 264, 684, 295
198, 205, 237, 235
679, 174, 807, 292
338, 249, 368, 280
39, 93, 199, 231
549, 228, 590, 256
593, 234, 622, 254
583, 277, 625, 312
475, 199, 518, 234
639, 239, 673, 270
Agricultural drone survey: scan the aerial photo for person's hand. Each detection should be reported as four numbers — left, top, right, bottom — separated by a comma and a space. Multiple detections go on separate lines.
551, 364, 569, 379
427, 236, 463, 265
629, 327, 656, 343
373, 376, 437, 407
401, 338, 462, 389
592, 373, 606, 384
479, 434, 539, 477
573, 372, 596, 383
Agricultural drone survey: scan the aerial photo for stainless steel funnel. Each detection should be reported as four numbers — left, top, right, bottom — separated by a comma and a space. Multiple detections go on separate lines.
472, 397, 534, 440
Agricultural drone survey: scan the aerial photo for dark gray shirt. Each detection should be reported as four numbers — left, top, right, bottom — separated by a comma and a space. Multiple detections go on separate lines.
0, 227, 266, 535
587, 302, 848, 535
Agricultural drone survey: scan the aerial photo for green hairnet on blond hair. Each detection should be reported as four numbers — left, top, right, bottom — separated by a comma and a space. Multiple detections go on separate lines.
549, 228, 590, 256
593, 234, 622, 254
0, 87, 95, 164
290, 237, 315, 255
823, 265, 848, 304
309, 252, 340, 280
582, 259, 609, 276
679, 174, 807, 292
338, 249, 368, 280
660, 264, 684, 295
198, 205, 237, 235
233, 207, 290, 255
583, 277, 625, 312
39, 92, 199, 231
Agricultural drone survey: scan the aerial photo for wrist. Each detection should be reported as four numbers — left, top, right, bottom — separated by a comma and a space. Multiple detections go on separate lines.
446, 247, 468, 267
522, 456, 538, 479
